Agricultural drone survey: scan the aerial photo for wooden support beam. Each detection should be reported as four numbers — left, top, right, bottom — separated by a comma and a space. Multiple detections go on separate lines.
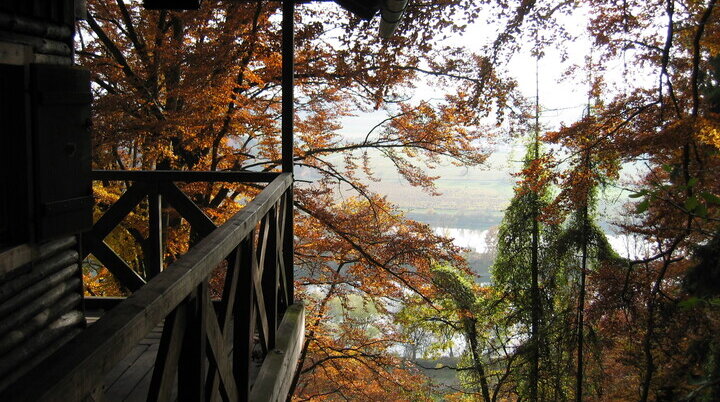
281, 0, 294, 174
82, 296, 125, 311
281, 0, 296, 315
89, 182, 147, 244
234, 237, 256, 400
219, 248, 240, 331
284, 189, 295, 304
85, 236, 146, 292
262, 208, 278, 350
253, 220, 271, 354
147, 185, 163, 278
207, 246, 241, 402
203, 295, 238, 402
276, 198, 290, 312
178, 285, 208, 402
160, 182, 216, 237
147, 304, 187, 402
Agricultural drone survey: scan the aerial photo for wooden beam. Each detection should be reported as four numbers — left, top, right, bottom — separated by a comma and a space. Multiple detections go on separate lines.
248, 303, 305, 402
281, 0, 294, 174
0, 174, 291, 402
261, 209, 278, 350
252, 235, 270, 355
147, 304, 187, 402
147, 185, 163, 278
178, 285, 207, 402
159, 182, 216, 237
207, 246, 241, 401
85, 236, 146, 292
83, 297, 125, 311
92, 170, 280, 183
234, 237, 256, 400
83, 297, 230, 314
89, 182, 148, 243
203, 296, 238, 402
276, 198, 290, 312
281, 0, 296, 311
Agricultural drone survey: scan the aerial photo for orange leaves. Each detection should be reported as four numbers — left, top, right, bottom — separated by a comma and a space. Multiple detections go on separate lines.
293, 185, 469, 398
296, 307, 434, 401
514, 153, 554, 196
83, 267, 123, 297
696, 114, 720, 149
80, 0, 538, 398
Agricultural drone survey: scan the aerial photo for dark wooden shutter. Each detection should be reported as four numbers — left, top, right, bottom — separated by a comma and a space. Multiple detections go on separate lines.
30, 64, 93, 241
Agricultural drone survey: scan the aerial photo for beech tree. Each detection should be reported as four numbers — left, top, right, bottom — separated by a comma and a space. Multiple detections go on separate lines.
79, 0, 720, 399
77, 0, 521, 398
490, 138, 572, 400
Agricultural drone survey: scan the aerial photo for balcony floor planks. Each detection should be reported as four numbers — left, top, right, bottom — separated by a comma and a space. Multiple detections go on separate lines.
87, 314, 166, 402
86, 313, 251, 402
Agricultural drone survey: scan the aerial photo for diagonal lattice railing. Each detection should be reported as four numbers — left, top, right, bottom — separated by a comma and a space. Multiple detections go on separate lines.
2, 171, 301, 401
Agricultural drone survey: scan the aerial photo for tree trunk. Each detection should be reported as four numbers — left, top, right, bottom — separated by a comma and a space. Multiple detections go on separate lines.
530, 57, 541, 402
576, 158, 589, 402
467, 321, 492, 402
530, 141, 540, 402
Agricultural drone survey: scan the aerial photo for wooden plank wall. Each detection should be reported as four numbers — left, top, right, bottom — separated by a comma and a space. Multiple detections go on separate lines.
0, 235, 85, 393
0, 1, 78, 65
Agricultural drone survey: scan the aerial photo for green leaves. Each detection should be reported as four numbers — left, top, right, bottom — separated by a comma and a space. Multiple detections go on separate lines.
629, 190, 650, 214
635, 199, 650, 214
631, 179, 718, 219
684, 196, 699, 212
678, 297, 720, 309
678, 297, 701, 309
700, 191, 720, 205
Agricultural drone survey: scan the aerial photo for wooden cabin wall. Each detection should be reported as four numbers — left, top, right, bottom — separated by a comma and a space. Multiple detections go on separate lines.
0, 0, 89, 394
0, 0, 77, 65
0, 236, 84, 393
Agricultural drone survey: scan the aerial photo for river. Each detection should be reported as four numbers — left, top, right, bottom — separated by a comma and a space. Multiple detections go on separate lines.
433, 226, 651, 260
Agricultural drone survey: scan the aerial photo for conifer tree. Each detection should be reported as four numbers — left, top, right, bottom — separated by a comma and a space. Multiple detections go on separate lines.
491, 138, 564, 400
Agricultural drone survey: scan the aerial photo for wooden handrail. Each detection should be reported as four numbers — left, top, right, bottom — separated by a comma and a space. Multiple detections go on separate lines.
3, 173, 293, 401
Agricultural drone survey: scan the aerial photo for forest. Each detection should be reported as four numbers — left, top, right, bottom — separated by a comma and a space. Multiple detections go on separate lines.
78, 0, 720, 400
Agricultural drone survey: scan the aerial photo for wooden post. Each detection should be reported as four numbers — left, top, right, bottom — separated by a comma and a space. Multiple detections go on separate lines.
234, 236, 256, 400
276, 197, 290, 313
147, 185, 163, 278
282, 0, 295, 306
260, 214, 277, 351
178, 284, 208, 402
147, 304, 187, 402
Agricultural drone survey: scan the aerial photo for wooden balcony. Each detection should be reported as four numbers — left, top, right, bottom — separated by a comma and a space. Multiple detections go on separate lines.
1, 171, 303, 401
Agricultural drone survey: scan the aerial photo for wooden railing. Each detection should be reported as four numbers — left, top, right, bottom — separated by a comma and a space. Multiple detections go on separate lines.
82, 170, 286, 290
2, 171, 300, 401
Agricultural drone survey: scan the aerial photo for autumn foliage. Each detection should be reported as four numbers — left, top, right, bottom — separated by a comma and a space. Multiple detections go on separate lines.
79, 0, 720, 400
78, 0, 499, 399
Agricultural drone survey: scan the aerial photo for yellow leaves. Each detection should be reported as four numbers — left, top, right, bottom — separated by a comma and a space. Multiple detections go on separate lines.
696, 115, 720, 149
83, 267, 124, 297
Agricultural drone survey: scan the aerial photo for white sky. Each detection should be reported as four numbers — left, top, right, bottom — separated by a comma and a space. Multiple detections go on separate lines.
337, 7, 597, 175
328, 5, 654, 240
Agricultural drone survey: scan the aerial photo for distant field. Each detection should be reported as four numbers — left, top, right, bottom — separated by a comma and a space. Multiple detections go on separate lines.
405, 211, 502, 231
